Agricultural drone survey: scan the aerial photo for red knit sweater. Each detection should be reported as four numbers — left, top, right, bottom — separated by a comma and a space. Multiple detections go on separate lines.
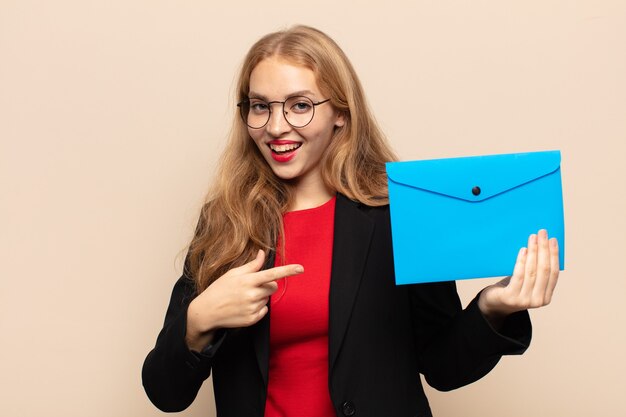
264, 196, 336, 417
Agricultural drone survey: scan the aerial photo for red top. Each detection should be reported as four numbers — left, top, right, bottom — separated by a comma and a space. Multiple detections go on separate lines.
264, 196, 337, 417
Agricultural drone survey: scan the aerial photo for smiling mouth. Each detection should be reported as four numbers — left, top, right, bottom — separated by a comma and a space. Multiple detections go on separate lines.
268, 143, 302, 154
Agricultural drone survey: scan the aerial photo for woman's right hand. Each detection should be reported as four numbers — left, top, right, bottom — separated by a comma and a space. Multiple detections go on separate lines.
185, 249, 304, 352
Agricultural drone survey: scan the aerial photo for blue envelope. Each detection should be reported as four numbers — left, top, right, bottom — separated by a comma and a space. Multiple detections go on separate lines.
386, 150, 565, 285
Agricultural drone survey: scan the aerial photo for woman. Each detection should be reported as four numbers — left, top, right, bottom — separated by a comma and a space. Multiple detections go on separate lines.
142, 25, 559, 417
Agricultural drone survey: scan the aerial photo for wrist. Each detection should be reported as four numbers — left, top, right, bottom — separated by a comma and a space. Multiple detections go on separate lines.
186, 299, 217, 352
478, 292, 511, 330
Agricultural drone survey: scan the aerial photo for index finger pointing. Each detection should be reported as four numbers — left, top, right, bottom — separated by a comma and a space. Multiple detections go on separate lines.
255, 264, 304, 285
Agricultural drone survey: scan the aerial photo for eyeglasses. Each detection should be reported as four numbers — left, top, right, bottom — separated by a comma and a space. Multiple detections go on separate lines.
237, 96, 331, 129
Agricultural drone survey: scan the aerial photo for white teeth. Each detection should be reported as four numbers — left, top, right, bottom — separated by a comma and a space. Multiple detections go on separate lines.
269, 143, 301, 152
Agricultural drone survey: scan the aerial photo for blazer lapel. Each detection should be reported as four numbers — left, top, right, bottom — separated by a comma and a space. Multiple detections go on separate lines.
251, 250, 275, 388
329, 194, 375, 372
251, 314, 270, 387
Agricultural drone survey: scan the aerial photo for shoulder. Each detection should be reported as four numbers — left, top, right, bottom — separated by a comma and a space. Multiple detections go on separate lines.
335, 193, 392, 244
336, 193, 390, 221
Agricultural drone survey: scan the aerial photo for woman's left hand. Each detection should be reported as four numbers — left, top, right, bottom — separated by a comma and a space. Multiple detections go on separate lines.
478, 229, 560, 327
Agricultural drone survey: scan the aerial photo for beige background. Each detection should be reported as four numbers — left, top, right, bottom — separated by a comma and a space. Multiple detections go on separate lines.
1, 1, 625, 416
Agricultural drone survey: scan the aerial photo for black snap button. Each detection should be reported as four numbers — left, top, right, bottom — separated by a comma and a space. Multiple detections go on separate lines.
342, 401, 356, 416
472, 186, 481, 196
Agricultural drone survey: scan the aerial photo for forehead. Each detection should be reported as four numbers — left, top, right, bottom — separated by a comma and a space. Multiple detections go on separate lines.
248, 57, 322, 99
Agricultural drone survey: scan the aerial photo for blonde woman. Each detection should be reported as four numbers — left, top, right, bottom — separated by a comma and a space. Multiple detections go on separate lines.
143, 25, 559, 417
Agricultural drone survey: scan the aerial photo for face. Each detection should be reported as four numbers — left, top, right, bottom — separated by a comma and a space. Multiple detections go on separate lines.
246, 57, 345, 189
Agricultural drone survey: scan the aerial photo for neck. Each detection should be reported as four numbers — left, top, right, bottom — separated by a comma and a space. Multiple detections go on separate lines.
287, 176, 335, 211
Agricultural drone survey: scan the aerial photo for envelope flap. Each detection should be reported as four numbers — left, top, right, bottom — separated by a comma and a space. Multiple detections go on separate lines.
386, 151, 561, 202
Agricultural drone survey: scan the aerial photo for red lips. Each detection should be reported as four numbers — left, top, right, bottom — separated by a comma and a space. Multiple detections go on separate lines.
268, 140, 302, 162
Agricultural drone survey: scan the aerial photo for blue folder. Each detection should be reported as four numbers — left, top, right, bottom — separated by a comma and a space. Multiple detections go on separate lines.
386, 150, 565, 285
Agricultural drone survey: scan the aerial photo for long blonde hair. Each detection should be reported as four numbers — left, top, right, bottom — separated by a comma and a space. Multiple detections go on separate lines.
187, 25, 398, 292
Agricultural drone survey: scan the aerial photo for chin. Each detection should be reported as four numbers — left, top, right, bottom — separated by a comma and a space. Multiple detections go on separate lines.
270, 168, 301, 182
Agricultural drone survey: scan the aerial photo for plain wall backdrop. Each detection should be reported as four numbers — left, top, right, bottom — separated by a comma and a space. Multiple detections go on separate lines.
1, 1, 625, 416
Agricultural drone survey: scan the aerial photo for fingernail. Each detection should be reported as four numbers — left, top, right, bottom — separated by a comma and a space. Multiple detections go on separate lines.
520, 247, 527, 256
550, 238, 558, 248
295, 266, 304, 273
530, 234, 537, 244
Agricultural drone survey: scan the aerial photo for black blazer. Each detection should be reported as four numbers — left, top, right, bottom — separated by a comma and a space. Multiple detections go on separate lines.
143, 194, 531, 417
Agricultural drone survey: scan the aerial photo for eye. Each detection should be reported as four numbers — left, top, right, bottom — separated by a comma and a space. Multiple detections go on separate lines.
288, 98, 313, 114
249, 101, 269, 114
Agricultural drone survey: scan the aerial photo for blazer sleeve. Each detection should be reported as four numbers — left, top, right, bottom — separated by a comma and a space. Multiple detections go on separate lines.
142, 273, 225, 412
410, 281, 531, 391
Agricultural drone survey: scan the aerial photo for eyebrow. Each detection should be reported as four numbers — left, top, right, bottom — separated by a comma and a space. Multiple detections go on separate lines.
248, 90, 318, 101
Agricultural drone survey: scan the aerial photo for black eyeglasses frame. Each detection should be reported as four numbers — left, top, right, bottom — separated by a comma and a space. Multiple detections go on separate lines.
236, 96, 331, 129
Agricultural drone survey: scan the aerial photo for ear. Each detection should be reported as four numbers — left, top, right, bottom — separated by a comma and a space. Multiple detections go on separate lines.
334, 111, 346, 127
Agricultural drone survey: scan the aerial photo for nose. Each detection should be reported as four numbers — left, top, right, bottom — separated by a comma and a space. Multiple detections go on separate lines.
265, 103, 292, 137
